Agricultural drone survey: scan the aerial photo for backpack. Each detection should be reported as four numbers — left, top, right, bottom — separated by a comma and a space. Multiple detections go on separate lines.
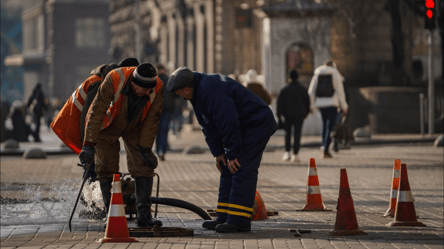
316, 75, 334, 97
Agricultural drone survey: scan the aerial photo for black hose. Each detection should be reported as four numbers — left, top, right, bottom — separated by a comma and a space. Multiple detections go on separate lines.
151, 197, 212, 220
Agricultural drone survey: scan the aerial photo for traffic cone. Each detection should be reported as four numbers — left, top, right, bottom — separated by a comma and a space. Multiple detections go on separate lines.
329, 169, 367, 236
298, 158, 330, 211
383, 159, 401, 217
99, 174, 138, 243
387, 164, 426, 227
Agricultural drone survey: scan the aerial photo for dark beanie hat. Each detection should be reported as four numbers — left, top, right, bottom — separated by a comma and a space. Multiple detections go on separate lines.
166, 66, 194, 92
118, 57, 139, 68
289, 69, 298, 80
132, 63, 158, 88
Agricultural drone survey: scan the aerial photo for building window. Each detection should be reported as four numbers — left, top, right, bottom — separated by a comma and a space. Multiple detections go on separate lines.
75, 18, 105, 48
286, 43, 313, 83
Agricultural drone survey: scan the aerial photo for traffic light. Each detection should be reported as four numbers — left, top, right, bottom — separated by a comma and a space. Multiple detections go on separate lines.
425, 0, 436, 30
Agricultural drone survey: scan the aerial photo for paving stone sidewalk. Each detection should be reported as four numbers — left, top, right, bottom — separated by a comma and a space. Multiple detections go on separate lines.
0, 127, 443, 248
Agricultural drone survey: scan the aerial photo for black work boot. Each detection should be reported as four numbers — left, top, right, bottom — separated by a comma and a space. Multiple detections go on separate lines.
99, 177, 113, 214
134, 177, 163, 227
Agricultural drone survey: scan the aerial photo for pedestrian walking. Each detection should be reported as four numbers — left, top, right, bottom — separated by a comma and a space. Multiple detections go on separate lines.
243, 69, 271, 105
308, 60, 348, 158
79, 63, 164, 228
10, 100, 32, 142
277, 69, 310, 162
166, 67, 278, 233
155, 64, 176, 161
27, 83, 47, 142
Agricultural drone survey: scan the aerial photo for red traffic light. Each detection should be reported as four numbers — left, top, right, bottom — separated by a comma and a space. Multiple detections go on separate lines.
425, 0, 435, 8
426, 9, 433, 19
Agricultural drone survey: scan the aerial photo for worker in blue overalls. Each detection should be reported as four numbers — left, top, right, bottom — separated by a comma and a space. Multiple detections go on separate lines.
166, 67, 278, 233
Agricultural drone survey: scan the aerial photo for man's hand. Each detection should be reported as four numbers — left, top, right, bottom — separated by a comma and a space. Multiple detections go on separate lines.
79, 145, 95, 164
228, 158, 241, 174
138, 145, 158, 169
215, 154, 227, 172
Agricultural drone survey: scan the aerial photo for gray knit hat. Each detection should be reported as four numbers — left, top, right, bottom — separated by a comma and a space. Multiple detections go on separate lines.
166, 66, 194, 92
132, 63, 157, 88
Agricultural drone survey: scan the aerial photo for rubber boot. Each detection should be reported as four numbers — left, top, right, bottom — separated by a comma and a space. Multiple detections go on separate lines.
134, 177, 163, 227
99, 177, 113, 214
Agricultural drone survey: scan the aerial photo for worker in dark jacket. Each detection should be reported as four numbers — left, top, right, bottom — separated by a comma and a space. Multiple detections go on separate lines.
277, 70, 311, 162
166, 67, 278, 233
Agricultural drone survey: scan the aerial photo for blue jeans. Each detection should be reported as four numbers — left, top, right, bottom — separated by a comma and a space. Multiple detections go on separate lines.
156, 112, 173, 155
320, 107, 338, 153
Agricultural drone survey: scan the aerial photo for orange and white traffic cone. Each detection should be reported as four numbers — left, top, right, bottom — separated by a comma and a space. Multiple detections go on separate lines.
383, 159, 401, 217
387, 164, 426, 227
298, 158, 330, 211
329, 169, 367, 236
99, 174, 138, 243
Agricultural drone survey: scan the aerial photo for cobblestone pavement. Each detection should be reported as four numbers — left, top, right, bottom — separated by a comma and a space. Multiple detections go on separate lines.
0, 128, 443, 248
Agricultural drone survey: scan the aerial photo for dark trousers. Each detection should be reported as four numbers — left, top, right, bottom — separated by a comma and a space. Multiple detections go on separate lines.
284, 116, 305, 155
156, 112, 173, 155
320, 107, 338, 153
216, 137, 269, 227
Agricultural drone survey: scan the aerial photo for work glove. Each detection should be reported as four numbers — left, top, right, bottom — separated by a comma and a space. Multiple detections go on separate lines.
82, 162, 97, 182
79, 144, 95, 165
138, 145, 158, 169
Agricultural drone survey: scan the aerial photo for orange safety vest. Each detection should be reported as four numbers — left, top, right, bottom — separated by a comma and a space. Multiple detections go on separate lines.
51, 67, 162, 155
252, 191, 268, 220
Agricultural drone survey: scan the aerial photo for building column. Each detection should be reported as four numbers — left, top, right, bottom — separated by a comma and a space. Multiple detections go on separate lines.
186, 8, 195, 70
194, 3, 205, 72
204, 0, 214, 73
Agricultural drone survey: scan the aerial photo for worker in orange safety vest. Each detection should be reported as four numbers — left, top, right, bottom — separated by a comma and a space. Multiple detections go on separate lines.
79, 63, 164, 228
51, 58, 139, 182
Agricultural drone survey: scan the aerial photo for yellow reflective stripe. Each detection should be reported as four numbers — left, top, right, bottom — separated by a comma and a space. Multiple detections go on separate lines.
228, 203, 253, 212
218, 202, 229, 207
227, 210, 252, 218
216, 208, 228, 213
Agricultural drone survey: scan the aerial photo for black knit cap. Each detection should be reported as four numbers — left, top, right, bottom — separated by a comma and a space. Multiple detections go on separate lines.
289, 69, 299, 80
118, 57, 139, 68
132, 63, 158, 88
166, 66, 194, 92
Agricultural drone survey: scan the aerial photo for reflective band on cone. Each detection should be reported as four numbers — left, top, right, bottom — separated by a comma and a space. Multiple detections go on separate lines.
298, 158, 330, 211
383, 159, 401, 217
99, 174, 138, 243
388, 164, 426, 227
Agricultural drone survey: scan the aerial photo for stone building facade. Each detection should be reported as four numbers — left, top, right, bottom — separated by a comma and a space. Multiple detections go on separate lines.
4, 0, 111, 101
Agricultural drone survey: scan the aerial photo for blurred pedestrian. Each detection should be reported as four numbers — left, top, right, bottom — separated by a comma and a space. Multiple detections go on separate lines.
172, 93, 187, 138
243, 69, 271, 105
10, 100, 32, 142
277, 69, 310, 162
167, 67, 278, 233
308, 60, 348, 158
155, 63, 176, 161
1, 98, 10, 142
27, 83, 47, 142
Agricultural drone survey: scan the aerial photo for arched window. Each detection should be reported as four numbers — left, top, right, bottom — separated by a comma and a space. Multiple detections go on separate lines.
286, 43, 313, 83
